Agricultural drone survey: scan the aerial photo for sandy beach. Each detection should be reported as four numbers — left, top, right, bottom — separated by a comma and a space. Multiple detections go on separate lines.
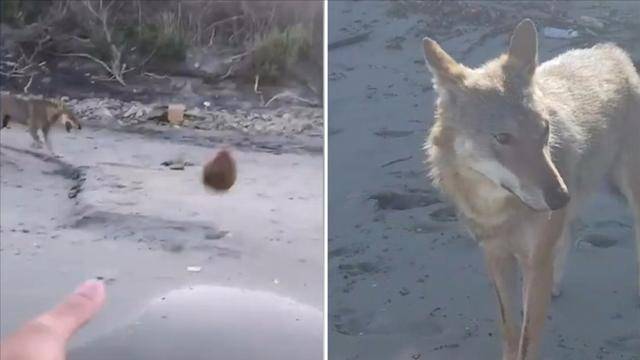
328, 1, 639, 359
0, 120, 323, 358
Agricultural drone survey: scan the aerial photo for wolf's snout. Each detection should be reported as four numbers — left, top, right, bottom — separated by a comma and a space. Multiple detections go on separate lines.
65, 121, 72, 132
544, 186, 570, 210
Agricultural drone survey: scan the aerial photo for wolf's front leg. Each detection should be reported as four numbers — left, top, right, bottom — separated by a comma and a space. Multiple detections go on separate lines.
482, 244, 520, 360
518, 211, 566, 360
517, 253, 554, 360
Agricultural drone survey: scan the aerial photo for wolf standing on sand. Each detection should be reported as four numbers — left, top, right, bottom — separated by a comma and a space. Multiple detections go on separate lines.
1, 93, 82, 152
422, 18, 639, 360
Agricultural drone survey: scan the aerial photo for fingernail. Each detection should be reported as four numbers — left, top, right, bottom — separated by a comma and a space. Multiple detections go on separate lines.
73, 279, 104, 299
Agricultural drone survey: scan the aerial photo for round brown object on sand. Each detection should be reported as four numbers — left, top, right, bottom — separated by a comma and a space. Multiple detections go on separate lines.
203, 150, 236, 191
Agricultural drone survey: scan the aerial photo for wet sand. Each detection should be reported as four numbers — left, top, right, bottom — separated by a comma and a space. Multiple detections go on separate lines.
328, 1, 639, 359
0, 123, 323, 358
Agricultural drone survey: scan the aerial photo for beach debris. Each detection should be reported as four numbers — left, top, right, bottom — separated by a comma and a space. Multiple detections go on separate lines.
264, 91, 319, 108
433, 343, 460, 351
578, 16, 605, 30
65, 97, 322, 136
96, 107, 114, 119
204, 230, 229, 240
161, 159, 194, 170
369, 191, 440, 211
329, 31, 372, 51
328, 72, 347, 81
381, 156, 413, 168
429, 307, 442, 317
385, 36, 406, 50
167, 103, 186, 125
543, 27, 579, 39
374, 129, 414, 139
464, 322, 480, 338
122, 103, 150, 119
169, 163, 185, 170
187, 266, 202, 273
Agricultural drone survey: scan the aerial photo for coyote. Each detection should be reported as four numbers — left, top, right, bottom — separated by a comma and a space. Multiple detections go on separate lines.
422, 19, 639, 360
1, 93, 82, 151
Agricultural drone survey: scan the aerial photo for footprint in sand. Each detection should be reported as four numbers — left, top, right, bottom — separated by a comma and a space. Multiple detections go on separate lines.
581, 233, 618, 248
373, 128, 414, 138
429, 206, 457, 222
337, 261, 383, 277
604, 333, 640, 354
369, 191, 440, 211
332, 307, 443, 337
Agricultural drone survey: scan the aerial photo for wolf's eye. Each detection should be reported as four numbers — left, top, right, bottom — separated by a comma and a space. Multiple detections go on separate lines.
493, 133, 513, 145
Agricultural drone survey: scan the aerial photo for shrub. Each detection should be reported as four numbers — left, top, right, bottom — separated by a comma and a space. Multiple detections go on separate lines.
250, 23, 311, 81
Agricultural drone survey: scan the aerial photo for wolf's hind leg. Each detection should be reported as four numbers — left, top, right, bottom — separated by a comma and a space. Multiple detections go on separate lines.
42, 123, 53, 153
28, 125, 43, 148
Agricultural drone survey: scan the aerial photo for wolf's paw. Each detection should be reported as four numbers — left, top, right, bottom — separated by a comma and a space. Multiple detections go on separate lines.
551, 284, 562, 299
30, 141, 43, 149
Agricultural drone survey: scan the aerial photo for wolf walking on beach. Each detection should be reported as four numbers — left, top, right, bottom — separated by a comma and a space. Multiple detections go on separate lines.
422, 18, 639, 360
1, 93, 82, 152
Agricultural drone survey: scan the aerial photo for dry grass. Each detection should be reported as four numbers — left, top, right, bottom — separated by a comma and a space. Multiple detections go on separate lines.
1, 0, 322, 86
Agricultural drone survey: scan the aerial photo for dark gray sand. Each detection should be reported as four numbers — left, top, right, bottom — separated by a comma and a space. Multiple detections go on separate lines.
328, 1, 639, 360
0, 123, 322, 358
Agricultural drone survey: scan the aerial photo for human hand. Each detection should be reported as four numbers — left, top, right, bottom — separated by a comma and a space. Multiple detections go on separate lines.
0, 279, 106, 360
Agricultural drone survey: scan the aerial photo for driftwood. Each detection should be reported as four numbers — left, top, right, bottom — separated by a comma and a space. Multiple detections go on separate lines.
264, 91, 318, 108
381, 156, 413, 168
75, 0, 126, 86
328, 31, 372, 51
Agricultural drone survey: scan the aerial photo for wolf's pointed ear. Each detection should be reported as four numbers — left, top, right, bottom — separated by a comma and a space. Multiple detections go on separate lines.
422, 37, 468, 90
505, 19, 538, 80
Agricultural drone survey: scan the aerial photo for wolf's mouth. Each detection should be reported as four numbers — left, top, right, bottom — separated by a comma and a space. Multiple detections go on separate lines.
500, 183, 547, 212
500, 183, 517, 197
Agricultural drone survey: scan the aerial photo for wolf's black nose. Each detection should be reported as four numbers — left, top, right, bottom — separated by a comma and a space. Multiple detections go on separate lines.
545, 187, 570, 210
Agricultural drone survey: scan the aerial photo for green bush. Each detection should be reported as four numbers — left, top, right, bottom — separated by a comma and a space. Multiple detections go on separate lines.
251, 23, 311, 81
120, 21, 188, 63
1, 0, 21, 26
1, 0, 52, 26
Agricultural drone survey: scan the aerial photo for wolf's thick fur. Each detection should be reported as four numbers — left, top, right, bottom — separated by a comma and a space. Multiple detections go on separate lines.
1, 93, 81, 151
422, 19, 639, 360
